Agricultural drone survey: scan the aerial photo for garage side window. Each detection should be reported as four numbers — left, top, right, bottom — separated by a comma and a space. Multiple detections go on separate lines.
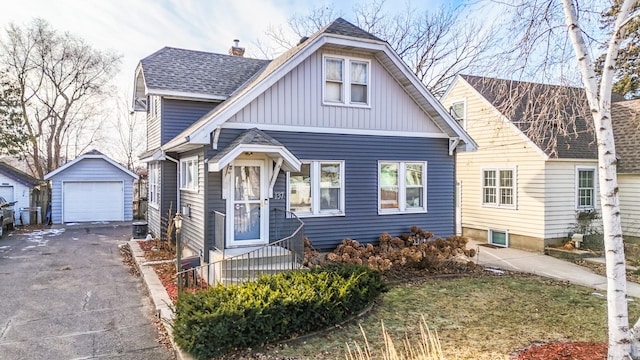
148, 163, 159, 207
180, 157, 198, 191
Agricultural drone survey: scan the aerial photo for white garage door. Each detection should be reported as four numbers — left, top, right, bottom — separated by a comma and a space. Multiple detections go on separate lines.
0, 186, 13, 201
63, 181, 124, 222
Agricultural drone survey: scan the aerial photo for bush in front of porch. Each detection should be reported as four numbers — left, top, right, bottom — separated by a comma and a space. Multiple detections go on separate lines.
172, 264, 386, 360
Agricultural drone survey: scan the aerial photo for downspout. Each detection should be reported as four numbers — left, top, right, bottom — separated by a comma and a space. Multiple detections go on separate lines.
164, 152, 180, 211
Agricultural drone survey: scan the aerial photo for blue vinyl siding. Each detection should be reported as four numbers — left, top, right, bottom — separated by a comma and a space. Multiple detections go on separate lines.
48, 158, 135, 224
207, 129, 455, 250
161, 99, 218, 144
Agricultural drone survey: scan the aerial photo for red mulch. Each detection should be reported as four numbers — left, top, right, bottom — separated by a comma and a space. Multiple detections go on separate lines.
513, 341, 607, 359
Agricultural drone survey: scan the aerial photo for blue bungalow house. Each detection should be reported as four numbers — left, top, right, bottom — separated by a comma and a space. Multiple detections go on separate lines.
133, 18, 476, 275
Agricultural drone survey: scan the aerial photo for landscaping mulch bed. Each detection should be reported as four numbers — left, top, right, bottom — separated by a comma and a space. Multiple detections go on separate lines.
121, 240, 626, 359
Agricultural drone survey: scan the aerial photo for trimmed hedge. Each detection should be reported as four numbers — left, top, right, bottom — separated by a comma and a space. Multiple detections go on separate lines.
172, 264, 386, 359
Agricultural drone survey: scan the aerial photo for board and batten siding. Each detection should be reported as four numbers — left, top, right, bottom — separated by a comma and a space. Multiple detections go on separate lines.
225, 49, 442, 134
146, 96, 162, 150
178, 148, 206, 256
48, 158, 134, 224
161, 99, 218, 144
619, 174, 640, 238
442, 80, 547, 248
206, 128, 455, 251
543, 160, 601, 240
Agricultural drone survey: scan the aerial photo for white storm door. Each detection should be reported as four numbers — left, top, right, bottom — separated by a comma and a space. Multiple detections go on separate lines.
227, 160, 268, 247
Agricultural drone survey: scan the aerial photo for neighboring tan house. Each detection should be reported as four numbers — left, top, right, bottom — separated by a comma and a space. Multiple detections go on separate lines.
612, 99, 640, 242
442, 75, 602, 252
133, 17, 476, 267
0, 161, 48, 225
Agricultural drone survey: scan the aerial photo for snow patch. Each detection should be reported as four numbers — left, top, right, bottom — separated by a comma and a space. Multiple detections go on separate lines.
22, 228, 66, 249
484, 268, 505, 275
591, 292, 604, 297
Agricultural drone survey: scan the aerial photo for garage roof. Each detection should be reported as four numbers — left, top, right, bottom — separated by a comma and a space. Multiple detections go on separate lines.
44, 150, 139, 180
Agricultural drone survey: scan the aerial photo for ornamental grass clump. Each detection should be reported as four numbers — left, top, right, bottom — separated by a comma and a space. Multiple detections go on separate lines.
172, 264, 386, 360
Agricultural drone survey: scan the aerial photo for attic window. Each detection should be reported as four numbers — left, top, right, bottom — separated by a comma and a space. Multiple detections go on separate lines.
450, 101, 466, 129
323, 55, 370, 107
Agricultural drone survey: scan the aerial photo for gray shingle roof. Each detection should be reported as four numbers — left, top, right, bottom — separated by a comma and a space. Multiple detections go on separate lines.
140, 47, 270, 98
461, 75, 597, 159
611, 99, 640, 174
209, 128, 284, 164
0, 161, 44, 187
324, 17, 383, 41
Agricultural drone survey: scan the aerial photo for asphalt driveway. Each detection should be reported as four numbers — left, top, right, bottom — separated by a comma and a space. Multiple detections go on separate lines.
0, 223, 173, 360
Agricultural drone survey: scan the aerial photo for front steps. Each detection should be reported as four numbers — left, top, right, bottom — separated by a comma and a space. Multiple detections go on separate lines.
208, 246, 304, 285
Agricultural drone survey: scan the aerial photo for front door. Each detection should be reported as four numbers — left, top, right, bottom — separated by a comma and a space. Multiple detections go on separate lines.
227, 160, 268, 247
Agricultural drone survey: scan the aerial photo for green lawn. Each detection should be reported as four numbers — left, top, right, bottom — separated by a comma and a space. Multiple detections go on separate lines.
261, 274, 640, 359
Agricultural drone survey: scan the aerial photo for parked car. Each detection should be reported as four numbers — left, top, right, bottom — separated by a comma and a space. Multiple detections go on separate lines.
0, 196, 16, 238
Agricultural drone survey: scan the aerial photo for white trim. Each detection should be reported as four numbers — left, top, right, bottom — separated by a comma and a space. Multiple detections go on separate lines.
179, 156, 199, 192
488, 228, 509, 247
322, 54, 371, 107
377, 161, 428, 215
147, 88, 227, 102
547, 158, 598, 163
44, 153, 139, 180
575, 165, 597, 210
286, 160, 346, 217
148, 162, 160, 209
226, 159, 269, 247
208, 144, 301, 173
221, 122, 449, 139
457, 76, 549, 161
480, 166, 517, 209
165, 34, 476, 152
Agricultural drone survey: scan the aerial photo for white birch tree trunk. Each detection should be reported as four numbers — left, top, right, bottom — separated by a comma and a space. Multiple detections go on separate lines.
561, 0, 635, 358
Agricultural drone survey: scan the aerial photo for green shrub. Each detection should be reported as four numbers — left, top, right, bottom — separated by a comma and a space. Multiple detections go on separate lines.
172, 264, 386, 360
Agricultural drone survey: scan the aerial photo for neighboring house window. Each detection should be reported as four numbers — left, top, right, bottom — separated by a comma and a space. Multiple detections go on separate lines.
148, 162, 159, 207
288, 161, 344, 216
180, 156, 198, 191
450, 100, 466, 128
323, 55, 370, 106
576, 166, 596, 210
482, 167, 516, 208
378, 161, 427, 213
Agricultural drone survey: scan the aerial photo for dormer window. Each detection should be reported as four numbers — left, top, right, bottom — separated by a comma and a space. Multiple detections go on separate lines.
323, 55, 370, 106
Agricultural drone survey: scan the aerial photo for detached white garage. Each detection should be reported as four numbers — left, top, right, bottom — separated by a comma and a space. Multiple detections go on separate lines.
45, 150, 139, 224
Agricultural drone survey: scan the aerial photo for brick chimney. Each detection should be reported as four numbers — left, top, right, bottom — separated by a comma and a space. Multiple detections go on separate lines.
229, 39, 245, 57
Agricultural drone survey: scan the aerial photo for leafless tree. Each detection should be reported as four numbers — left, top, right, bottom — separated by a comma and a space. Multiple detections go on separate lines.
256, 0, 502, 96
492, 0, 640, 357
0, 18, 121, 178
111, 92, 146, 171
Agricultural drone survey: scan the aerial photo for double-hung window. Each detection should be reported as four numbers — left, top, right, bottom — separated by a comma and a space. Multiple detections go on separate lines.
482, 167, 516, 208
288, 161, 344, 216
148, 162, 159, 207
378, 161, 427, 213
324, 55, 370, 106
576, 167, 596, 210
180, 156, 198, 191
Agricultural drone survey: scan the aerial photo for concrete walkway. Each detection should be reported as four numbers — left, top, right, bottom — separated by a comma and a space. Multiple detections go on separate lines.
468, 239, 640, 298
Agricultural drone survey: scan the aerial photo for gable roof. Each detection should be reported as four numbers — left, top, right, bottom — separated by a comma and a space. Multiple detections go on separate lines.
459, 74, 597, 160
612, 99, 640, 174
137, 47, 270, 100
152, 18, 476, 153
0, 161, 45, 188
44, 149, 139, 180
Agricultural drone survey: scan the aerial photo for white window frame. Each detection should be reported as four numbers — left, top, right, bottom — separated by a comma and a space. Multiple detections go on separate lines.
286, 160, 345, 217
489, 229, 509, 247
322, 54, 371, 107
148, 162, 159, 209
450, 99, 466, 129
378, 161, 428, 214
481, 167, 517, 209
575, 166, 596, 210
180, 156, 198, 192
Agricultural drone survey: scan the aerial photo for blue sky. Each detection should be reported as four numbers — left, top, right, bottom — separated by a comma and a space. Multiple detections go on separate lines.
0, 0, 455, 95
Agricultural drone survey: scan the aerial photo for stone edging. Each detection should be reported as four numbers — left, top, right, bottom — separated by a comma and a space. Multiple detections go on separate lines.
127, 240, 194, 360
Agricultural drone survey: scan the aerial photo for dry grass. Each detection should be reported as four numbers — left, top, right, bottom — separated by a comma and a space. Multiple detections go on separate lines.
258, 274, 640, 359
